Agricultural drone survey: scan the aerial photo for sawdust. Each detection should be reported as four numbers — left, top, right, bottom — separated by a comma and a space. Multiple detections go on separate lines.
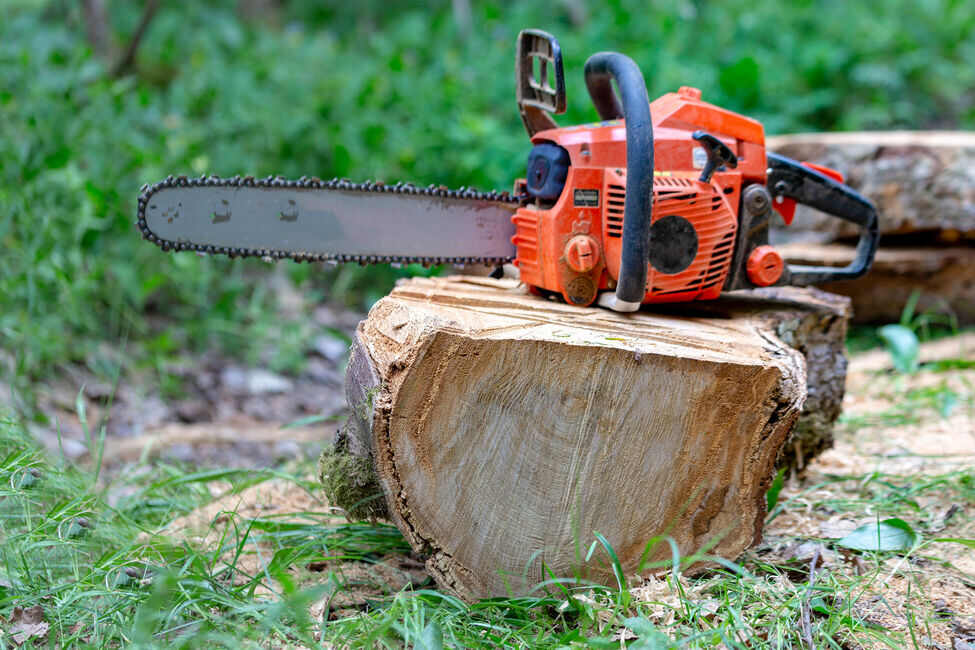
153, 478, 430, 610
845, 568, 975, 650
629, 574, 717, 626
831, 344, 975, 474
147, 479, 336, 598
96, 420, 334, 465
156, 479, 330, 546
307, 558, 431, 621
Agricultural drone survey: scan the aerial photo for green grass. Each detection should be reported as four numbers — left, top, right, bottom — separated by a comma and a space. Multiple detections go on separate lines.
0, 415, 407, 647
3, 405, 973, 648
838, 379, 972, 430
3, 1, 975, 646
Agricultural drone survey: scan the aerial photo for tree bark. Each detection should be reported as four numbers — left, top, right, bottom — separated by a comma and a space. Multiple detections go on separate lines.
327, 276, 850, 600
237, 0, 281, 26
767, 131, 975, 243
780, 243, 975, 324
110, 0, 160, 77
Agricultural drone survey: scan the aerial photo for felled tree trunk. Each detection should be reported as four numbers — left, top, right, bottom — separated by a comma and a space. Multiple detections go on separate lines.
768, 131, 975, 324
325, 276, 850, 600
767, 131, 975, 243
779, 243, 975, 325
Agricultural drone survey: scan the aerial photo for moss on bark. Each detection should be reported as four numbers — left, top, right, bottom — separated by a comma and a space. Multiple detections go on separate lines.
317, 425, 388, 521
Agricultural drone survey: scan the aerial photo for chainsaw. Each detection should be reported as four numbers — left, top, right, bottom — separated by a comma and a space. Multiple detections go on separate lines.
137, 30, 878, 312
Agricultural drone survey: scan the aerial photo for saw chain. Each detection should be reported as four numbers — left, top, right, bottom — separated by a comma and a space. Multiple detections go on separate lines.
136, 174, 521, 266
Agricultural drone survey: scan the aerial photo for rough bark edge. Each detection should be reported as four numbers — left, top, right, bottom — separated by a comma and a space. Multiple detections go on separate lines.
378, 326, 807, 597
317, 423, 388, 521
368, 329, 480, 600
343, 314, 811, 599
780, 243, 975, 325
316, 332, 391, 521
663, 286, 852, 471
748, 287, 851, 471
747, 405, 803, 552
334, 321, 474, 596
767, 131, 975, 241
327, 288, 850, 482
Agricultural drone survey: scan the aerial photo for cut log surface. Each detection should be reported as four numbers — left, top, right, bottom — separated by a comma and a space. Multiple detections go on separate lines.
780, 243, 975, 324
767, 131, 975, 242
340, 276, 850, 600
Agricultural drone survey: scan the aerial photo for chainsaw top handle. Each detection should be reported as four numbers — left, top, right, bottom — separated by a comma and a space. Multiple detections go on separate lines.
767, 153, 879, 284
584, 52, 654, 312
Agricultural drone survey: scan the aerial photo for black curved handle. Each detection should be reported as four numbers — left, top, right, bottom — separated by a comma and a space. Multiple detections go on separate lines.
584, 52, 654, 311
768, 152, 879, 283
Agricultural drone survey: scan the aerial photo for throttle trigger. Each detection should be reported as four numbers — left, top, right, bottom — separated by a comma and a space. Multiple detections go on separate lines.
802, 162, 844, 184
771, 162, 842, 225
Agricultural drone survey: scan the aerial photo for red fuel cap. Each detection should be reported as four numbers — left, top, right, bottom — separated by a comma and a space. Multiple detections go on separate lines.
746, 245, 784, 286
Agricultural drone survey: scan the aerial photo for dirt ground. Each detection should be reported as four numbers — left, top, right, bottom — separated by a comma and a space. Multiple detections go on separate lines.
29, 300, 362, 470
760, 333, 975, 648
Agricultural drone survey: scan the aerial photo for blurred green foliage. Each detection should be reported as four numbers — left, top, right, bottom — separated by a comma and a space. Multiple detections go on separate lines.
2, 0, 973, 407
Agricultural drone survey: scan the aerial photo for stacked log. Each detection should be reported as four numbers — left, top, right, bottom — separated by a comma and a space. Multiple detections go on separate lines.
767, 131, 975, 323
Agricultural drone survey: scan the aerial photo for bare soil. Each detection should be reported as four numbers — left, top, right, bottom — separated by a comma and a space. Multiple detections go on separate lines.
30, 302, 362, 471
762, 334, 975, 648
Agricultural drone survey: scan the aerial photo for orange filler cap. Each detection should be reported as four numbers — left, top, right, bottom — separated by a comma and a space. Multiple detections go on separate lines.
564, 235, 600, 273
746, 245, 784, 286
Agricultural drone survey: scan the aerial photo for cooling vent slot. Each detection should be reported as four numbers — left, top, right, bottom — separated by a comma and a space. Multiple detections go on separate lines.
699, 231, 735, 290
603, 176, 737, 299
606, 184, 625, 238
649, 181, 737, 297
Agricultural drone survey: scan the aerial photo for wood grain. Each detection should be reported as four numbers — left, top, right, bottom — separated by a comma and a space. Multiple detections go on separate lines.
780, 243, 975, 324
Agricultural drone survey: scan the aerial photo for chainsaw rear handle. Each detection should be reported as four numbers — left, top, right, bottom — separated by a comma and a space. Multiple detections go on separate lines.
767, 153, 879, 284
516, 29, 567, 137
584, 52, 654, 312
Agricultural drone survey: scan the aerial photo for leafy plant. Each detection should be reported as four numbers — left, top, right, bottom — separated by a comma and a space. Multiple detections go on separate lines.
898, 289, 960, 342
834, 517, 919, 552
766, 467, 787, 512
878, 324, 920, 373
4, 0, 975, 412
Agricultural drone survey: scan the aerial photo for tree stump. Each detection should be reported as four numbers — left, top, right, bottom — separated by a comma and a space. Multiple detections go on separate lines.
327, 276, 850, 600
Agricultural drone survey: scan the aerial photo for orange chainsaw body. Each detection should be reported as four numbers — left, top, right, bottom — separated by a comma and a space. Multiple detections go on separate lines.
512, 86, 769, 307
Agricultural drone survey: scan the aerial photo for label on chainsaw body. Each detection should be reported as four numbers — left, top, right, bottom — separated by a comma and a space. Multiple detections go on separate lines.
573, 189, 600, 207
692, 147, 707, 169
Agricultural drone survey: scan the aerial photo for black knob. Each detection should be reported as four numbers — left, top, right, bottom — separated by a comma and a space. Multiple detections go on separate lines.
692, 130, 738, 183
525, 143, 570, 202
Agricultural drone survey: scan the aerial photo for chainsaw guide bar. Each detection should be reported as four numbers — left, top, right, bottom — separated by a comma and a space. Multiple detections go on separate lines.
137, 175, 521, 266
